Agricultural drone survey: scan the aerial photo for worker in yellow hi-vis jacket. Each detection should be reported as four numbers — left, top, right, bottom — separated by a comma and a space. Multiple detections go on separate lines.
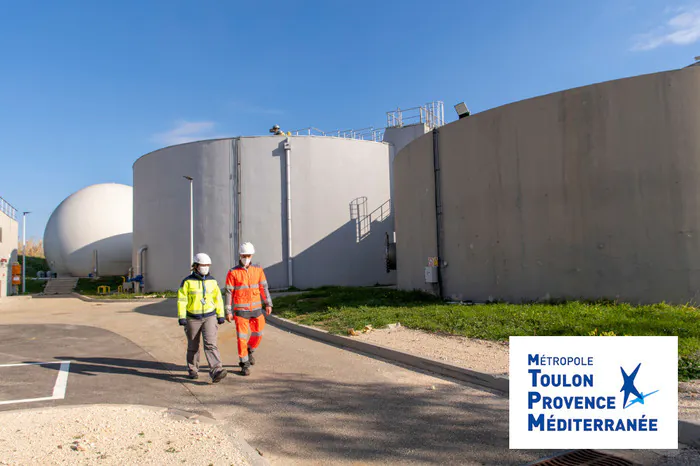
177, 253, 227, 383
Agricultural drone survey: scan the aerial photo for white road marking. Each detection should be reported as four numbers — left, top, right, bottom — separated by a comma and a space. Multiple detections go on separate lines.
51, 361, 70, 399
0, 360, 71, 406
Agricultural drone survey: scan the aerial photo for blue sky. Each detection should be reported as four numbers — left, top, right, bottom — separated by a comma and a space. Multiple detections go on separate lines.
1, 0, 699, 241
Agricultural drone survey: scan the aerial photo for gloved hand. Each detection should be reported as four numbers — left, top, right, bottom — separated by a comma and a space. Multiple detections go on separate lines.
217, 317, 225, 325
178, 318, 187, 326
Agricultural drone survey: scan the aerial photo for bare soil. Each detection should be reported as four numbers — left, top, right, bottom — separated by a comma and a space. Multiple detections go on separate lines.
0, 404, 252, 466
354, 325, 700, 421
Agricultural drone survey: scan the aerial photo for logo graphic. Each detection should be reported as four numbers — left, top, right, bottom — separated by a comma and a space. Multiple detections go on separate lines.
620, 363, 659, 409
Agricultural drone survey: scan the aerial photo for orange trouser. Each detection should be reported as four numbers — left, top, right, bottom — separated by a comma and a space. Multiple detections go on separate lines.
234, 315, 265, 364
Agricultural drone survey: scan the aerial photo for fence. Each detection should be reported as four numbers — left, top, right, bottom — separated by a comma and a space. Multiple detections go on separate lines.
386, 101, 445, 129
290, 126, 385, 142
0, 196, 17, 220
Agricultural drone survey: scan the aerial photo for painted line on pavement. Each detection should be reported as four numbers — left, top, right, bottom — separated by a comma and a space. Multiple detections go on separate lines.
0, 360, 71, 406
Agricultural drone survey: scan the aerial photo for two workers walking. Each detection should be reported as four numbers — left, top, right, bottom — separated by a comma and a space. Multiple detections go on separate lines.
176, 242, 273, 383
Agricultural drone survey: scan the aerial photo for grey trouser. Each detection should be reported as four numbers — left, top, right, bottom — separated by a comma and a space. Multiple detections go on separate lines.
185, 315, 223, 376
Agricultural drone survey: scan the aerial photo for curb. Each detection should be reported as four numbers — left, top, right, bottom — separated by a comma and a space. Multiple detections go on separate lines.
266, 314, 509, 395
70, 293, 171, 303
679, 419, 700, 448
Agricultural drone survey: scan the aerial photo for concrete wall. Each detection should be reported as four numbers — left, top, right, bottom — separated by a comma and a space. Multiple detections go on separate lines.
394, 66, 700, 304
133, 139, 236, 291
133, 136, 394, 292
383, 124, 429, 229
0, 210, 19, 298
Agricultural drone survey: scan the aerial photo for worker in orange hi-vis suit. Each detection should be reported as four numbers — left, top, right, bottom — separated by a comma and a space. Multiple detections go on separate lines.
224, 242, 273, 376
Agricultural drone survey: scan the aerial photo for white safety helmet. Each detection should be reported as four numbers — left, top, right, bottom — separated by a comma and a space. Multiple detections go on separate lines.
239, 242, 255, 255
193, 253, 212, 265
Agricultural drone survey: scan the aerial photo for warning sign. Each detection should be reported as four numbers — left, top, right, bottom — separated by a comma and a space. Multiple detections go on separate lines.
427, 257, 438, 267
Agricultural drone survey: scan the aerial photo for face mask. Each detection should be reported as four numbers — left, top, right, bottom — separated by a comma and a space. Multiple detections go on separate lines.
198, 266, 210, 275
240, 256, 251, 266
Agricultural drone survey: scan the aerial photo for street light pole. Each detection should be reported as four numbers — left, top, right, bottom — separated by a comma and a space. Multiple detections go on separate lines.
183, 176, 193, 264
22, 211, 30, 294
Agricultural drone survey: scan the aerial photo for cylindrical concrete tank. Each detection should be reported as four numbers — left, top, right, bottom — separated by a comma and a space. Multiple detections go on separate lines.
395, 66, 700, 304
44, 183, 133, 277
133, 136, 394, 291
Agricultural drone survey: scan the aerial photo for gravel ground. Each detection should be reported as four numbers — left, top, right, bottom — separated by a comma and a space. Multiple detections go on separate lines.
353, 325, 700, 420
354, 324, 510, 376
0, 405, 252, 466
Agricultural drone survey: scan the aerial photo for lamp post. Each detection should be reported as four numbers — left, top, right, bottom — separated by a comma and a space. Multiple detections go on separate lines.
22, 211, 30, 293
183, 176, 193, 264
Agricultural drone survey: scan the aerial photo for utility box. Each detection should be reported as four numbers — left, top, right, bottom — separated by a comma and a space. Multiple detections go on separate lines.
424, 266, 438, 284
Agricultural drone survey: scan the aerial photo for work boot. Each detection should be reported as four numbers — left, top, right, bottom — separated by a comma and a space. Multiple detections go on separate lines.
248, 348, 255, 366
188, 371, 198, 380
211, 368, 227, 383
239, 362, 251, 376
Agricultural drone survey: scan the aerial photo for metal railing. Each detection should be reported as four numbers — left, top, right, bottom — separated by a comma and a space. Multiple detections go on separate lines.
386, 101, 445, 129
290, 126, 385, 142
289, 100, 443, 142
356, 199, 391, 242
0, 196, 17, 220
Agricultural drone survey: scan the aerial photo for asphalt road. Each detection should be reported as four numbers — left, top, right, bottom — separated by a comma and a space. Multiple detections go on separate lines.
1, 296, 698, 465
0, 323, 203, 415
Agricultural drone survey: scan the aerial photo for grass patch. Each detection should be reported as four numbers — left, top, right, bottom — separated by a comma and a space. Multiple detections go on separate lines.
19, 278, 47, 295
76, 277, 126, 295
16, 255, 49, 278
273, 286, 700, 381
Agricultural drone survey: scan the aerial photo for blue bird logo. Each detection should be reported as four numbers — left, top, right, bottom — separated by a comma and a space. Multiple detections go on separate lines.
620, 363, 659, 409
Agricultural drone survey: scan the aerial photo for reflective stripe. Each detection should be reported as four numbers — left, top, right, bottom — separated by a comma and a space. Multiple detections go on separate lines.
240, 355, 249, 363
225, 285, 234, 290
234, 301, 262, 309
260, 280, 268, 286
234, 285, 250, 290
188, 289, 204, 295
251, 331, 263, 337
235, 309, 263, 318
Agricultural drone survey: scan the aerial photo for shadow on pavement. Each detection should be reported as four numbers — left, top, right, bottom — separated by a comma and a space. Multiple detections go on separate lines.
131, 299, 176, 318
212, 373, 555, 465
40, 356, 211, 386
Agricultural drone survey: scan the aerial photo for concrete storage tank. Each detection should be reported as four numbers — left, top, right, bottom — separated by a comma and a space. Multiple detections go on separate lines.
133, 136, 394, 292
394, 65, 700, 304
44, 183, 133, 277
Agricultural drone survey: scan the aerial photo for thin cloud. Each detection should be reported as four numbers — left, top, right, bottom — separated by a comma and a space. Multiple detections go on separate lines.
632, 6, 700, 51
151, 120, 229, 146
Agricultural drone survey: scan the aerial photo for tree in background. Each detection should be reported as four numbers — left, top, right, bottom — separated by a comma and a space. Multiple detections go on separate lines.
17, 239, 45, 258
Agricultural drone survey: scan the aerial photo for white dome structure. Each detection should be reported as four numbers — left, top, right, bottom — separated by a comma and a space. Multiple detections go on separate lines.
44, 183, 133, 277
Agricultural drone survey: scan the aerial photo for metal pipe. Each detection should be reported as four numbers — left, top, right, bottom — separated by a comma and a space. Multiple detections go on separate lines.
136, 245, 148, 276
183, 176, 194, 264
432, 128, 444, 299
21, 213, 27, 293
284, 139, 293, 288
189, 180, 193, 262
